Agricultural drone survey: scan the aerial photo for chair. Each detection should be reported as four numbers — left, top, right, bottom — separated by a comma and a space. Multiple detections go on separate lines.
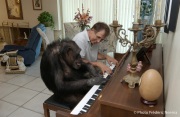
0, 23, 46, 66
64, 22, 80, 39
43, 95, 71, 117
98, 27, 118, 54
36, 27, 50, 49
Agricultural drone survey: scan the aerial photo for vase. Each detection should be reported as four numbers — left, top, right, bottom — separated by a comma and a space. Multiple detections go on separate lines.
80, 25, 90, 31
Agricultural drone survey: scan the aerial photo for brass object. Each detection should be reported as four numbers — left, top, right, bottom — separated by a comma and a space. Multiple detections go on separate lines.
110, 20, 165, 88
109, 20, 122, 34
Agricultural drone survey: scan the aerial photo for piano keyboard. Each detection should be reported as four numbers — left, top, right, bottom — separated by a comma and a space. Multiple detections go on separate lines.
70, 64, 115, 115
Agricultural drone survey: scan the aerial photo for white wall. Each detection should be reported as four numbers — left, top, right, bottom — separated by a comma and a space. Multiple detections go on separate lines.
0, 0, 61, 30
163, 8, 180, 117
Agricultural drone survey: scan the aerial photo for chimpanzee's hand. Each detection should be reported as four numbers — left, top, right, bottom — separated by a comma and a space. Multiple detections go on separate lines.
96, 73, 104, 78
87, 76, 107, 86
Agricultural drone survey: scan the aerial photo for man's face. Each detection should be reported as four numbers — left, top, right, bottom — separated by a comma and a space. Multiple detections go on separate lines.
89, 29, 106, 45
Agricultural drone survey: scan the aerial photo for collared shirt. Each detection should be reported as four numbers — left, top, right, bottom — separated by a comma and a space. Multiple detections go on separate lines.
72, 29, 99, 62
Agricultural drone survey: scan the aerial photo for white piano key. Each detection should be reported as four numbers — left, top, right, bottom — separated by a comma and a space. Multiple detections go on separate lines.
103, 73, 108, 78
94, 94, 98, 96
81, 109, 87, 112
110, 64, 115, 69
86, 104, 91, 107
70, 85, 100, 115
98, 88, 102, 91
90, 98, 95, 100
103, 64, 115, 78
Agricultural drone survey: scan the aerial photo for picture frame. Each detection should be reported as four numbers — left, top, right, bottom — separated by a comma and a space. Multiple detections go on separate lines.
5, 0, 23, 19
164, 0, 180, 33
32, 0, 42, 10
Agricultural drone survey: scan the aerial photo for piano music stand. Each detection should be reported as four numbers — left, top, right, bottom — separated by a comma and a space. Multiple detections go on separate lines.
136, 47, 150, 64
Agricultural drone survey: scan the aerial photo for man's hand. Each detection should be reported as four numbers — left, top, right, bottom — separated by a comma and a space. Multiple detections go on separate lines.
105, 55, 118, 66
97, 53, 118, 66
94, 62, 112, 75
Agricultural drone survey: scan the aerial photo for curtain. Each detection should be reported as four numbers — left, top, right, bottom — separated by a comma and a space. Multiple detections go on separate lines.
116, 0, 135, 53
62, 0, 113, 26
61, 0, 135, 53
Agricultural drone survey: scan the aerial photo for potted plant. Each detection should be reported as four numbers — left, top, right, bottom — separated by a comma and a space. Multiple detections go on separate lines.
37, 11, 54, 29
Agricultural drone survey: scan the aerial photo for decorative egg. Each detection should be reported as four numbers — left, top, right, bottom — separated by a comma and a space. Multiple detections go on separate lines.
139, 69, 163, 101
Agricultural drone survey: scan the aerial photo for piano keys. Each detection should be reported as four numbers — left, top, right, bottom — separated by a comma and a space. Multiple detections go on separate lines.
70, 64, 115, 115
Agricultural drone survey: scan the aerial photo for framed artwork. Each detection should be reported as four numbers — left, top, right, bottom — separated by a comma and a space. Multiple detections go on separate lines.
32, 0, 42, 10
5, 0, 23, 19
164, 0, 180, 33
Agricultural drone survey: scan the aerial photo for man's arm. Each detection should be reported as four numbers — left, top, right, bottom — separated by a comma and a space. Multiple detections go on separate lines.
82, 58, 112, 75
97, 52, 107, 60
97, 52, 118, 65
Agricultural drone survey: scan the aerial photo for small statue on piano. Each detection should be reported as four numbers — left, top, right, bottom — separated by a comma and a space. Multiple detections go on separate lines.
40, 39, 106, 109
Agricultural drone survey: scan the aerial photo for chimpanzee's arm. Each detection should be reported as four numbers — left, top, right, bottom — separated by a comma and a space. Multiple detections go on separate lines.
54, 69, 91, 93
80, 62, 102, 77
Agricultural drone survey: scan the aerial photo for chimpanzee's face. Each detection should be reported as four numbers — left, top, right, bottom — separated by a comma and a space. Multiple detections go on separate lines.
62, 42, 82, 69
72, 51, 82, 69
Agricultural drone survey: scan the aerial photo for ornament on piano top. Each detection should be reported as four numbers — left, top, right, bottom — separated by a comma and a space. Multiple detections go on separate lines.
139, 69, 163, 107
127, 61, 143, 72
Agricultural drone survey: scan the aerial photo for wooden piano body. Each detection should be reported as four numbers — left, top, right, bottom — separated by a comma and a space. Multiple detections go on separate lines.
56, 44, 164, 117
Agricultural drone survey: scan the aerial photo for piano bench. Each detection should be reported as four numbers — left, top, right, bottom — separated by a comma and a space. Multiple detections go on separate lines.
43, 95, 71, 117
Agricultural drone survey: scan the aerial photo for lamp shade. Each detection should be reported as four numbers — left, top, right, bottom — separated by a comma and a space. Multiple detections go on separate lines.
139, 69, 163, 101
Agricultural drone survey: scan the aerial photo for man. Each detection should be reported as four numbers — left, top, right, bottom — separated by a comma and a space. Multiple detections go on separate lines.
73, 22, 118, 74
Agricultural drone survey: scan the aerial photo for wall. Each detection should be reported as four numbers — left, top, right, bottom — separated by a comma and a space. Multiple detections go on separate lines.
0, 0, 61, 30
163, 8, 180, 117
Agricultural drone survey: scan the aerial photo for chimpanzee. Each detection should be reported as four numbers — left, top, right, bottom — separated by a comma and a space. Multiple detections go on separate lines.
40, 39, 106, 109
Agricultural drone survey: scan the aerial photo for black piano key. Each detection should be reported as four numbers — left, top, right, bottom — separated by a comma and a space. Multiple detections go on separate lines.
87, 99, 94, 105
112, 67, 115, 71
99, 85, 104, 89
106, 75, 111, 80
95, 89, 101, 94
79, 111, 85, 114
84, 105, 90, 109
79, 105, 90, 115
93, 92, 99, 96
82, 106, 89, 110
85, 103, 91, 107
92, 95, 98, 99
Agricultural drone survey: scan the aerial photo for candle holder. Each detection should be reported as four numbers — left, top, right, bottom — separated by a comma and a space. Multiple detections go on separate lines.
109, 20, 122, 33
110, 20, 165, 88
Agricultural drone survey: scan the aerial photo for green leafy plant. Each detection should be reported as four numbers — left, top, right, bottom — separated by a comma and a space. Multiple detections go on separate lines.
37, 11, 54, 29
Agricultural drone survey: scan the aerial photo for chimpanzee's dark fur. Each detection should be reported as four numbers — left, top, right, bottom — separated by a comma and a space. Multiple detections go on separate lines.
40, 39, 101, 108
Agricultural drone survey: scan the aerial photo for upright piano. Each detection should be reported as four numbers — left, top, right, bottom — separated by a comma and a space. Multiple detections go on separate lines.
56, 44, 164, 117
